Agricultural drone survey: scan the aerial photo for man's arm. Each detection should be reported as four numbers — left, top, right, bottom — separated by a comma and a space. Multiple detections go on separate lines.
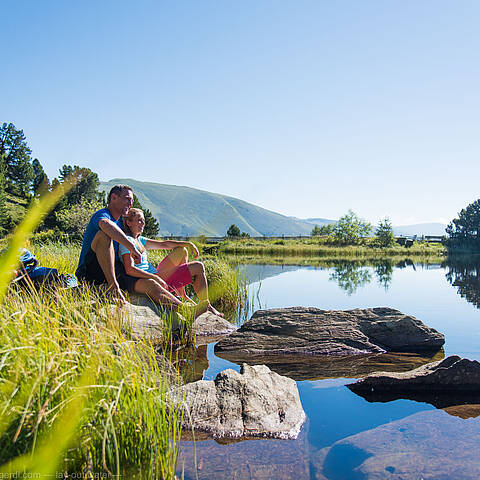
98, 219, 142, 263
144, 239, 199, 258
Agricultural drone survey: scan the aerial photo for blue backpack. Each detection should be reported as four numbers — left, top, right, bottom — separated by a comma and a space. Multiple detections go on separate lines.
16, 248, 78, 289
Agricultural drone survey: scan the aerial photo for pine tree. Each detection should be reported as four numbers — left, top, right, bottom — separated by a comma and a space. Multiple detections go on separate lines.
375, 218, 395, 247
0, 123, 34, 197
31, 158, 49, 196
57, 165, 104, 207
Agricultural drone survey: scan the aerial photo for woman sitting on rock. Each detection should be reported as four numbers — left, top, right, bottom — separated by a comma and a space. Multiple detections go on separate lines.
117, 208, 223, 317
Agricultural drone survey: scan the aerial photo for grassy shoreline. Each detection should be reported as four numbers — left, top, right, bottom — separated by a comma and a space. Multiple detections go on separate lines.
216, 237, 446, 258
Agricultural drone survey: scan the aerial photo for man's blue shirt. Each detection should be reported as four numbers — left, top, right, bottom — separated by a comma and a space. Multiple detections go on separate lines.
76, 208, 122, 275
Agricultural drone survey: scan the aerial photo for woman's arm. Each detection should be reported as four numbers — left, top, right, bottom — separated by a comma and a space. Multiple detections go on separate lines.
144, 239, 199, 258
121, 253, 168, 288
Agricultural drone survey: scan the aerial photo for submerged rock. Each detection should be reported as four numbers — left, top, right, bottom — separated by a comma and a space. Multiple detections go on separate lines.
348, 355, 480, 408
177, 420, 310, 480
179, 363, 306, 440
215, 307, 444, 359
312, 409, 480, 480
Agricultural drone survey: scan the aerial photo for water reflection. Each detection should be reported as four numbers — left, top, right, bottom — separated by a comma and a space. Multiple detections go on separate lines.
374, 261, 393, 291
446, 255, 480, 309
178, 257, 480, 479
239, 258, 442, 295
177, 421, 311, 480
173, 344, 209, 383
215, 351, 444, 381
329, 264, 372, 295
348, 382, 480, 412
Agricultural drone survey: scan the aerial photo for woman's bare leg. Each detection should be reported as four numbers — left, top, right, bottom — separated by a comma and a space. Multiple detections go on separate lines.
157, 247, 195, 302
157, 247, 189, 280
134, 278, 208, 317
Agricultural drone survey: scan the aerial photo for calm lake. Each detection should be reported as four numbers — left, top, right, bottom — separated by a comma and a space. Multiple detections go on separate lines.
177, 257, 480, 479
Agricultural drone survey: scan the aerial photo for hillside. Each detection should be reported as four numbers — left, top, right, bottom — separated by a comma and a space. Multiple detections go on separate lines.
100, 179, 315, 237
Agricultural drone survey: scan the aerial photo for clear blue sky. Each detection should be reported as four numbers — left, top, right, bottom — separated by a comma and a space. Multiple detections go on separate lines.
2, 0, 479, 225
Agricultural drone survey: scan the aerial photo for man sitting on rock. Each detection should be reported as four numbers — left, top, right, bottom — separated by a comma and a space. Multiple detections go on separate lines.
76, 184, 144, 304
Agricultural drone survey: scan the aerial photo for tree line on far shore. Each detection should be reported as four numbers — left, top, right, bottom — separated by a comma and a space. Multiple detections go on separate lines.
0, 122, 159, 239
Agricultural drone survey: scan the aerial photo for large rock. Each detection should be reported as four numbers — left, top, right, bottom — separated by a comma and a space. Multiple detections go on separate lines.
312, 409, 480, 480
193, 311, 237, 337
348, 355, 480, 408
100, 303, 171, 344
100, 294, 229, 344
179, 363, 306, 440
215, 307, 444, 359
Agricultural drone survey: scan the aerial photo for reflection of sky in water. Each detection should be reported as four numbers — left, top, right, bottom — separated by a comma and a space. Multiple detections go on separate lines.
180, 263, 480, 479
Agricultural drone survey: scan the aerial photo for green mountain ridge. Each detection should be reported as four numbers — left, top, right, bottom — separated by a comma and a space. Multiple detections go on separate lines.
100, 179, 315, 237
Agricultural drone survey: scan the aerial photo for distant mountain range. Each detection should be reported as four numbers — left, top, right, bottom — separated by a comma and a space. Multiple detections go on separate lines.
99, 179, 447, 237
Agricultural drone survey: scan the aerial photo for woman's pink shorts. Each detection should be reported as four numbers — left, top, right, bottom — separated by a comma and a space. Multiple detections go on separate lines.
156, 260, 193, 292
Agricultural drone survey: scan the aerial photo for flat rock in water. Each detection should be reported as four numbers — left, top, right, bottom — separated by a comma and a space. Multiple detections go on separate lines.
179, 363, 305, 440
215, 307, 444, 358
348, 355, 480, 408
312, 409, 480, 480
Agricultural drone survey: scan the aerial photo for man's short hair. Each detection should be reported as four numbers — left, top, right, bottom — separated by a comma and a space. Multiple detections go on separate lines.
107, 184, 133, 204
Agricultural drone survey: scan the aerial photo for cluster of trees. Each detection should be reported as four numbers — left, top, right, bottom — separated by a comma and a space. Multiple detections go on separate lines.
446, 199, 480, 251
226, 224, 250, 238
311, 210, 395, 247
0, 122, 159, 238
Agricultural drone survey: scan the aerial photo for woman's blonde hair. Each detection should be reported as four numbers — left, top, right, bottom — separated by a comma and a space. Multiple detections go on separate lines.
123, 208, 145, 252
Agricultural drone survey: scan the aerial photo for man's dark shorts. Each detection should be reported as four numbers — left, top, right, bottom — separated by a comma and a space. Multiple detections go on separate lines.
115, 263, 139, 293
77, 248, 139, 293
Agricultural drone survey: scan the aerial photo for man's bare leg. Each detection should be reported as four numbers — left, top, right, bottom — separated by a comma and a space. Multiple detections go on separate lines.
91, 230, 125, 304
